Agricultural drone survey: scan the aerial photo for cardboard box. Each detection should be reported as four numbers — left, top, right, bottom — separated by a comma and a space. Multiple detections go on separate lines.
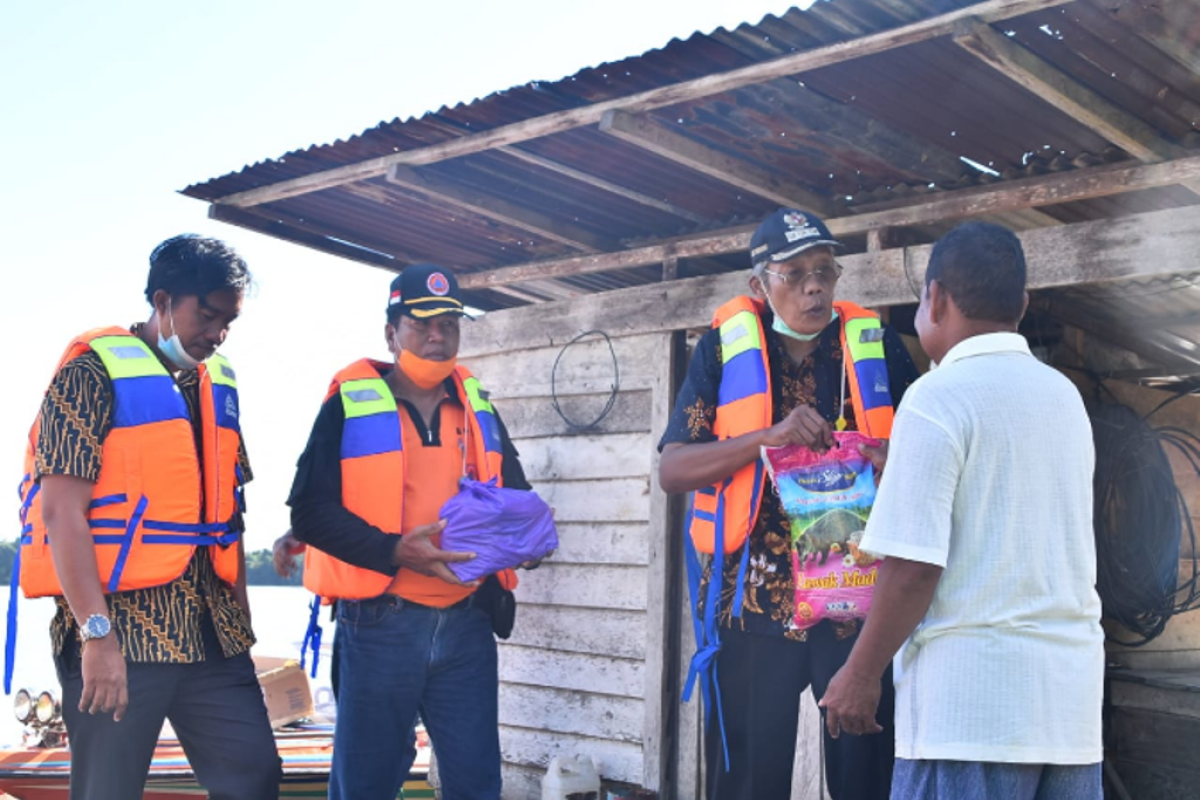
253, 656, 314, 729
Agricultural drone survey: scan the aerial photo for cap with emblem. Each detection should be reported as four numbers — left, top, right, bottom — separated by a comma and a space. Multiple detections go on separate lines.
749, 208, 842, 270
386, 263, 467, 321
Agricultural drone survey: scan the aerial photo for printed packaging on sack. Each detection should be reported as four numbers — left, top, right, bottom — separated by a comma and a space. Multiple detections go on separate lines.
762, 431, 883, 630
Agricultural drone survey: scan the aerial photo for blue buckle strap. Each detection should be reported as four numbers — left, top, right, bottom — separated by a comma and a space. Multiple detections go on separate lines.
107, 495, 149, 593
301, 594, 323, 679
143, 521, 229, 534
142, 532, 239, 546
141, 520, 238, 546
18, 482, 40, 527
89, 494, 127, 510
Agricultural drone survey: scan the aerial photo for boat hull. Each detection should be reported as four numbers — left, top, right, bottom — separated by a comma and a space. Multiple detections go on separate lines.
0, 723, 432, 799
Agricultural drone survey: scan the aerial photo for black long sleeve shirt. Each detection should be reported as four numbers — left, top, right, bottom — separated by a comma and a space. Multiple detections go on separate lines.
287, 374, 531, 576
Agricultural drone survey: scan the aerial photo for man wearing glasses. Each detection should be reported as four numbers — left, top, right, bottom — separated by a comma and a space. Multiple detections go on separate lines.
658, 208, 919, 799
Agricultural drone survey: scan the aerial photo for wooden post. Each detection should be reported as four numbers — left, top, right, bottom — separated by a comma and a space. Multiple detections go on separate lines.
645, 331, 687, 796
663, 247, 679, 282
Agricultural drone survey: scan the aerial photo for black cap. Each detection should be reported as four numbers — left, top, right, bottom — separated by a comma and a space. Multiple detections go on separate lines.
387, 264, 467, 319
749, 208, 842, 269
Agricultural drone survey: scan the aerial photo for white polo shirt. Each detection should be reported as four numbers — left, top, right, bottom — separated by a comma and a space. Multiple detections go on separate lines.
861, 332, 1103, 764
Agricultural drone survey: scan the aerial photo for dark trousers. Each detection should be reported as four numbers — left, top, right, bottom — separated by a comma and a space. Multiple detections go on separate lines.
704, 624, 895, 800
54, 623, 282, 800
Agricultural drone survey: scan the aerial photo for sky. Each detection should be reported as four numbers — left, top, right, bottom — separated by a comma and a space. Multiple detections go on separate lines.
1, 0, 808, 551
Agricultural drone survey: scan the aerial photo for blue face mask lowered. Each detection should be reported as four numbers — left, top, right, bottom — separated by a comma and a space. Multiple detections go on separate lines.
763, 289, 838, 342
157, 307, 204, 370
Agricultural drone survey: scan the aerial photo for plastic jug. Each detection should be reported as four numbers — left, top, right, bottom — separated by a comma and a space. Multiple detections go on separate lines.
541, 755, 600, 800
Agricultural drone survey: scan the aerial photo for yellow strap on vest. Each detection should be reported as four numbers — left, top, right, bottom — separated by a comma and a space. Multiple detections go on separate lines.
719, 311, 762, 361
206, 353, 238, 388
462, 376, 494, 416
339, 377, 398, 418
91, 336, 167, 380
842, 316, 885, 363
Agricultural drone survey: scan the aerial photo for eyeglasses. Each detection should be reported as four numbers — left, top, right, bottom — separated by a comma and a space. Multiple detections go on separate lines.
762, 263, 843, 287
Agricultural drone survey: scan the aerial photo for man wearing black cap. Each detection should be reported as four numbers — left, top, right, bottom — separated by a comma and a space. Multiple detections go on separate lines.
287, 264, 534, 800
658, 209, 920, 799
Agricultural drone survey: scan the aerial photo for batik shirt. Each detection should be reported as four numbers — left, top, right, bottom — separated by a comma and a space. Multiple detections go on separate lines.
36, 325, 255, 662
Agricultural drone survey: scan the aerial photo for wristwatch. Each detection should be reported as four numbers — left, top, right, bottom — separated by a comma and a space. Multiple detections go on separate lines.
80, 614, 112, 643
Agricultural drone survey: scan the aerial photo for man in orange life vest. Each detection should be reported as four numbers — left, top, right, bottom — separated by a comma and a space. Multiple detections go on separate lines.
288, 264, 535, 800
658, 209, 920, 800
15, 235, 281, 800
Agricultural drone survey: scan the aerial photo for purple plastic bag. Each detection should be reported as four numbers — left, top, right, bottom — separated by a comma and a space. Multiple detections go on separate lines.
439, 478, 559, 583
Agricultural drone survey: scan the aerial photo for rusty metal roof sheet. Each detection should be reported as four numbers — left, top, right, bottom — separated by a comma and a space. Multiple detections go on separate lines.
184, 0, 1200, 381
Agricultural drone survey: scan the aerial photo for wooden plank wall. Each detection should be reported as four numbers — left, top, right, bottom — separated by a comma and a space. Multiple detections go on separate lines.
462, 325, 682, 799
447, 204, 1200, 797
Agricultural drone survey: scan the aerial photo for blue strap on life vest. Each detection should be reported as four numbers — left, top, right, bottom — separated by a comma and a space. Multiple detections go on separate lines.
4, 543, 21, 696
682, 485, 732, 771
6, 477, 41, 695
729, 460, 765, 620
106, 495, 149, 593
301, 594, 323, 679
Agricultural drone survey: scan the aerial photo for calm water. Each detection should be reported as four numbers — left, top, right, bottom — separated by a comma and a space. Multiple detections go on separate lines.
0, 586, 335, 746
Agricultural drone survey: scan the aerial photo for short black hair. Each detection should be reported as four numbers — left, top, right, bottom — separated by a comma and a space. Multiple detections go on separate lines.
925, 222, 1026, 324
145, 235, 251, 304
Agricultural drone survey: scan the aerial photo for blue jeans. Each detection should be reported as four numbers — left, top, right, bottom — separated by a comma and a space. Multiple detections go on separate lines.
330, 594, 501, 800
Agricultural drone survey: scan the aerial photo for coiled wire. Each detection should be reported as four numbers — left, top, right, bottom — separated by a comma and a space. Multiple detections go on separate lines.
1092, 401, 1200, 646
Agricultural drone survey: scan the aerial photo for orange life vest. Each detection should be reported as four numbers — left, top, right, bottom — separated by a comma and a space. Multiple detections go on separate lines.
18, 327, 245, 597
301, 359, 516, 604
688, 298, 895, 556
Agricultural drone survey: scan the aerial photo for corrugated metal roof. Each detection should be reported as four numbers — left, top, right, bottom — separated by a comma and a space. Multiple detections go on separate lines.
185, 0, 1200, 383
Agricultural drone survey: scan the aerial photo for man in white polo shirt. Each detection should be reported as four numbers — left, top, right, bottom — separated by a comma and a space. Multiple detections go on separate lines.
819, 222, 1103, 799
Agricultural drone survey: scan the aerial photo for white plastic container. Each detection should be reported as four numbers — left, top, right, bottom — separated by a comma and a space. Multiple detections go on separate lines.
541, 755, 600, 799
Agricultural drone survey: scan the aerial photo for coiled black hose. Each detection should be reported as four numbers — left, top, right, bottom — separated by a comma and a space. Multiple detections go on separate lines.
1091, 402, 1200, 646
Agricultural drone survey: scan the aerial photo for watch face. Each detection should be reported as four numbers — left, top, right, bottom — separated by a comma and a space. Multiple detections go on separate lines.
84, 615, 111, 640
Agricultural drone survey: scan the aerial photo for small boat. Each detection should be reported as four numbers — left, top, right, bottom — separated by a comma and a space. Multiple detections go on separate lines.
0, 676, 433, 799
0, 722, 433, 799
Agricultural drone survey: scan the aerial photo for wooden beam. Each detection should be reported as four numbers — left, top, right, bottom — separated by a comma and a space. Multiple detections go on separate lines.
497, 146, 708, 224
846, 154, 1200, 229
458, 154, 1200, 291
207, 204, 399, 270
982, 208, 1062, 230
458, 227, 751, 291
1032, 296, 1200, 374
952, 17, 1186, 164
598, 109, 833, 214
212, 0, 1074, 207
457, 206, 1200, 357
385, 164, 611, 252
487, 285, 545, 304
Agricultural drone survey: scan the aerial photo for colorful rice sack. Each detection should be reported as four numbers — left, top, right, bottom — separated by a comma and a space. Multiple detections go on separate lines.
762, 432, 883, 630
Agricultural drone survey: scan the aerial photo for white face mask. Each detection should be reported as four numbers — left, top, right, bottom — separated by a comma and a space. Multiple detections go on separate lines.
157, 305, 203, 370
